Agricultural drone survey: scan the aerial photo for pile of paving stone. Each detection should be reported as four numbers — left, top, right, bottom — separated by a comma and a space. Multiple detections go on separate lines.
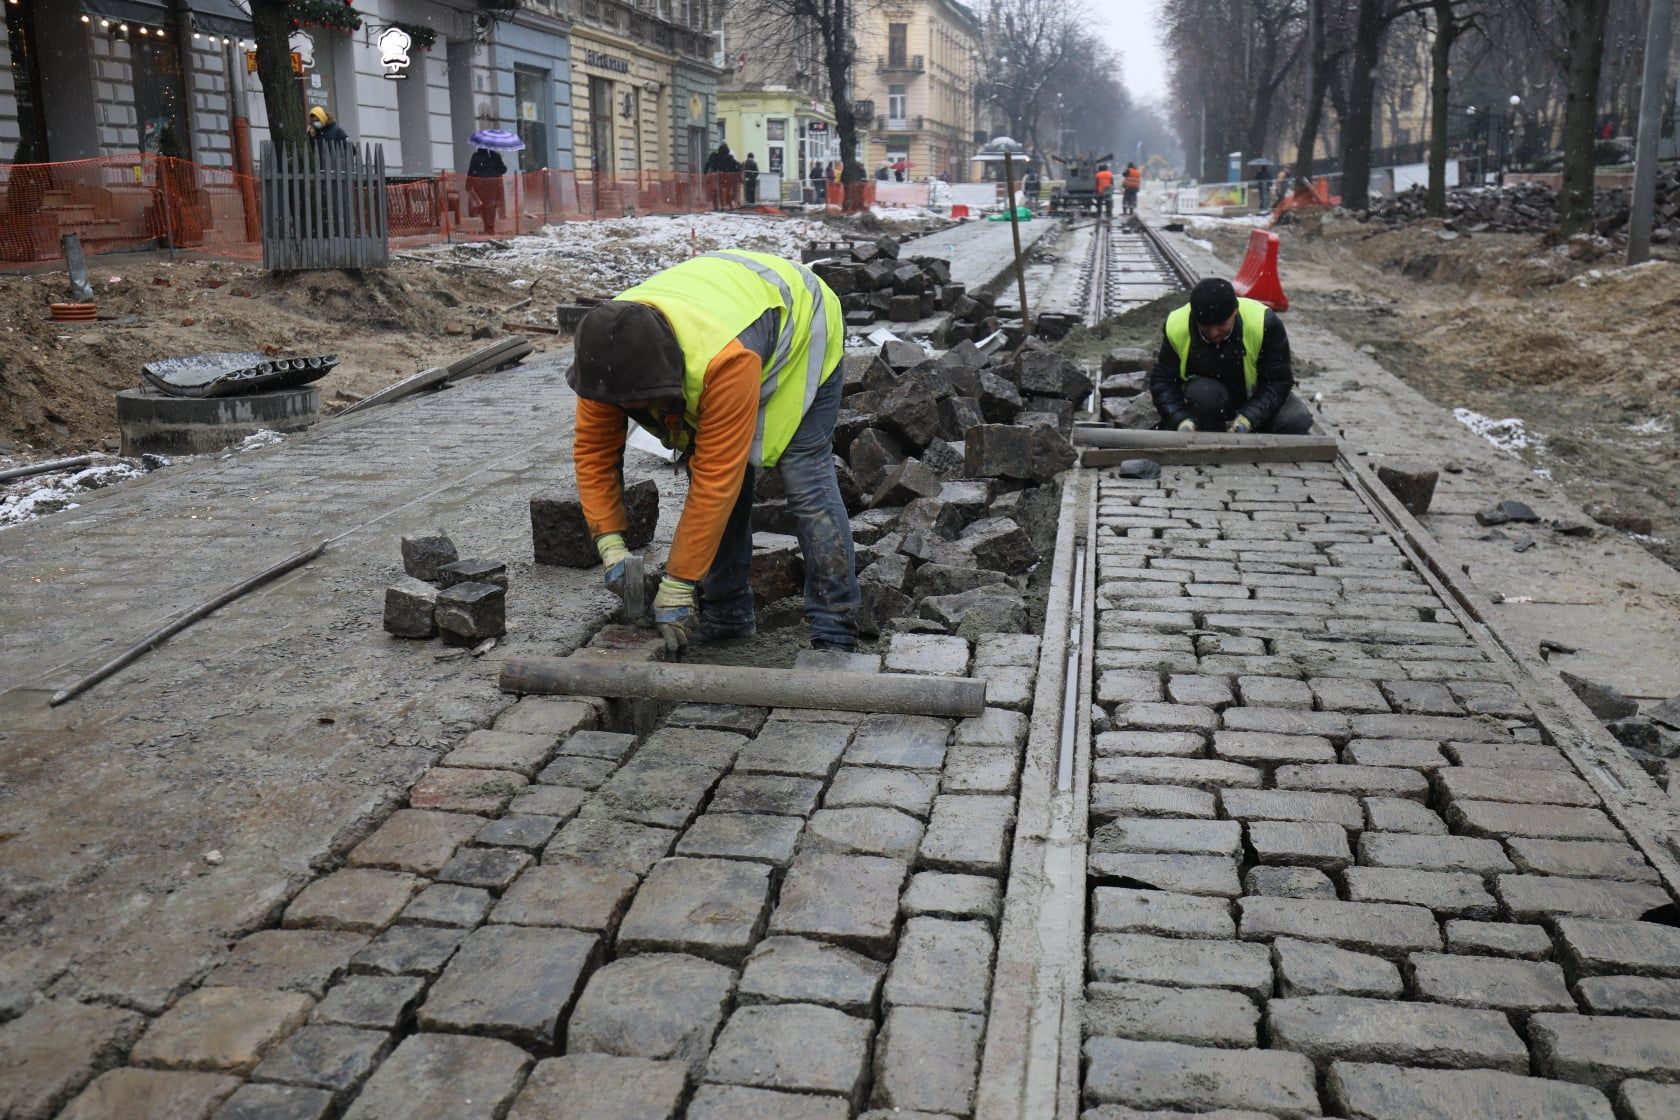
815, 334, 1095, 638
1093, 345, 1159, 428
1559, 672, 1680, 791
385, 530, 510, 645
810, 236, 1006, 337
1358, 167, 1680, 241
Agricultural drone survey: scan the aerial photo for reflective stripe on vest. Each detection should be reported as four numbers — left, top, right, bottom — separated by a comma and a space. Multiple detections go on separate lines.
613, 251, 843, 467
1164, 296, 1269, 394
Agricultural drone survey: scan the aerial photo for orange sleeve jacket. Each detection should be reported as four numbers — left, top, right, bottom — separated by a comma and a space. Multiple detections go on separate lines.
1095, 170, 1114, 193
573, 339, 761, 584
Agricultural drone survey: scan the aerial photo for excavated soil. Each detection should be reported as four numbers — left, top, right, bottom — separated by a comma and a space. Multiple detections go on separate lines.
1196, 216, 1680, 569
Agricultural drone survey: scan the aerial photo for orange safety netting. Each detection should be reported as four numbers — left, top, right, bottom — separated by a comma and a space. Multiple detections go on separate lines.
0, 156, 878, 268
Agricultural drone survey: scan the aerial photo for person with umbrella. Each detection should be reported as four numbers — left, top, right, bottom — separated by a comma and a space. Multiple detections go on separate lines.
467, 129, 522, 235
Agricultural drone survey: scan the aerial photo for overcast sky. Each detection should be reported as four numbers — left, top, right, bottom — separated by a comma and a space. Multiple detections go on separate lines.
1089, 0, 1171, 107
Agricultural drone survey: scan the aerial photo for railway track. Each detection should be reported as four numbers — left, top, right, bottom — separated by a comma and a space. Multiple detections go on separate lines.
1073, 212, 1193, 326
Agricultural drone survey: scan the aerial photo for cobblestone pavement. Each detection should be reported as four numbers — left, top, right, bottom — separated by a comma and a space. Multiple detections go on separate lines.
1082, 462, 1680, 1120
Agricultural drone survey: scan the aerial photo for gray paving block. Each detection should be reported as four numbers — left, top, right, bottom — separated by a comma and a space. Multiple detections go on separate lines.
1327, 1061, 1614, 1120
1357, 832, 1513, 875
1343, 868, 1498, 919
1576, 975, 1680, 1017
1406, 952, 1574, 1012
686, 1084, 849, 1120
1221, 788, 1362, 828
704, 1003, 873, 1105
1081, 1037, 1319, 1118
1506, 838, 1660, 882
884, 918, 994, 1013
1092, 818, 1242, 857
1364, 797, 1447, 835
1273, 937, 1402, 998
1090, 934, 1272, 999
1091, 889, 1235, 939
1239, 896, 1441, 958
1530, 1013, 1680, 1088
341, 1033, 530, 1120
1247, 821, 1352, 870
737, 936, 884, 1015
804, 806, 926, 860
919, 793, 1015, 876
844, 714, 952, 769
506, 1055, 687, 1120
735, 722, 852, 778
1446, 801, 1623, 841
1445, 920, 1554, 960
1556, 917, 1680, 978
1092, 783, 1218, 822
769, 852, 909, 958
1089, 852, 1242, 898
1245, 866, 1337, 899
416, 925, 597, 1048
616, 857, 772, 964
565, 953, 736, 1069
1496, 876, 1671, 922
1083, 981, 1259, 1049
674, 813, 804, 866
1621, 1080, 1680, 1120
824, 767, 940, 819
870, 1006, 984, 1115
1268, 995, 1528, 1072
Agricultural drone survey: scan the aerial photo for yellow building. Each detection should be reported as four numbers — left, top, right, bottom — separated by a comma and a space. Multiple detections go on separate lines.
853, 0, 981, 182
716, 89, 841, 201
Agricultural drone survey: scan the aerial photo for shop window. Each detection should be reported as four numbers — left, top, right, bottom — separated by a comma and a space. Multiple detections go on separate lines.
133, 34, 190, 158
515, 65, 551, 171
590, 76, 616, 181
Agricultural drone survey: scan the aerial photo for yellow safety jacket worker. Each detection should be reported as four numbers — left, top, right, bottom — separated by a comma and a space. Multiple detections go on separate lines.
1164, 296, 1269, 392
613, 250, 843, 467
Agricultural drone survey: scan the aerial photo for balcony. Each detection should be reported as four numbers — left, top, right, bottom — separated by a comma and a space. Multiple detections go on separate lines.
884, 116, 924, 132
878, 54, 925, 74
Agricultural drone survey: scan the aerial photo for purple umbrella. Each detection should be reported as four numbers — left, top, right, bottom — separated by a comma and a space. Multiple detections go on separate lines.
470, 129, 525, 152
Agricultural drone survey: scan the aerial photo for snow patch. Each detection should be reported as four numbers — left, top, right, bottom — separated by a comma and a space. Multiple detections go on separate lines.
234, 429, 285, 452
1626, 416, 1672, 434
1, 458, 147, 529
1454, 407, 1543, 455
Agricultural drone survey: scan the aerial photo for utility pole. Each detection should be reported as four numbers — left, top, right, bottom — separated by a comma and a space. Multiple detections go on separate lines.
1628, 0, 1674, 264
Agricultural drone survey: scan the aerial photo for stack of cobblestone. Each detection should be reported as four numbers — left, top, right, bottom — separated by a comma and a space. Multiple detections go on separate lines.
1081, 460, 1680, 1119
809, 237, 980, 330
384, 530, 508, 646
21, 622, 1044, 1120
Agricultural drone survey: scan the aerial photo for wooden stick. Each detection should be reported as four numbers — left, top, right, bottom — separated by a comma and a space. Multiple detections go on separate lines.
0, 455, 95, 484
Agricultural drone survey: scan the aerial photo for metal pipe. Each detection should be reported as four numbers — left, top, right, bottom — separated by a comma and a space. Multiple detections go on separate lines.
50, 540, 328, 706
500, 657, 989, 718
0, 455, 95, 484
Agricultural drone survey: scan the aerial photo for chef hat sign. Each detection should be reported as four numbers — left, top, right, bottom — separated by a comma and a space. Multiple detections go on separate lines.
378, 27, 412, 79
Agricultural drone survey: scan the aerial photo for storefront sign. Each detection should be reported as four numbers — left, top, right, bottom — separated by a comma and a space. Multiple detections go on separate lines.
377, 27, 413, 80
584, 50, 630, 74
807, 121, 829, 133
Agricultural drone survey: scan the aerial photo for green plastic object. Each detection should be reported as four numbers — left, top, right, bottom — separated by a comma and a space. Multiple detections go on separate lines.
986, 206, 1034, 221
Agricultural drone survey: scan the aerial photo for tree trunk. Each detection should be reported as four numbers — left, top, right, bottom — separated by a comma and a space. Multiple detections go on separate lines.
821, 5, 862, 208
1341, 0, 1386, 211
1295, 0, 1329, 187
1426, 0, 1458, 216
1559, 0, 1611, 235
251, 0, 306, 149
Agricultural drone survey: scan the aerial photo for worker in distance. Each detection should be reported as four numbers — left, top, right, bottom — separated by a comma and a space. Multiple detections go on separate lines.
567, 251, 859, 655
1150, 277, 1312, 435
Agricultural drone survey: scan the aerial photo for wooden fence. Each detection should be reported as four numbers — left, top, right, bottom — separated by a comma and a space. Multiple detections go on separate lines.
260, 142, 389, 270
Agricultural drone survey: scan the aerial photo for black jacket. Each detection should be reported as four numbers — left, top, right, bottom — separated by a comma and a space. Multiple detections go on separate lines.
311, 122, 349, 147
742, 158, 759, 182
467, 149, 506, 179
1150, 305, 1293, 428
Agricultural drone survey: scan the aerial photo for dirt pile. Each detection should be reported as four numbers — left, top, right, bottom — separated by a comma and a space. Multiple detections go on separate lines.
1351, 167, 1680, 243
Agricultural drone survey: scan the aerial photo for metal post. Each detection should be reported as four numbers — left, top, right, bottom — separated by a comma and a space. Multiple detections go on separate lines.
157, 156, 178, 262
1003, 149, 1031, 328
1629, 0, 1675, 264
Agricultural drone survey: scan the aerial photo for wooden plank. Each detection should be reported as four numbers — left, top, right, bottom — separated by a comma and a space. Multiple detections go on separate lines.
1082, 442, 1339, 467
1073, 426, 1338, 454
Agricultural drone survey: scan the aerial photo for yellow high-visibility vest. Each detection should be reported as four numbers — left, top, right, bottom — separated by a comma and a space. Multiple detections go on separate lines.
1164, 296, 1269, 392
614, 251, 842, 467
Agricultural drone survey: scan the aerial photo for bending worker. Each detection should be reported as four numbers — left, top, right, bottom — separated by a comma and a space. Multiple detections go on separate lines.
568, 251, 859, 654
1150, 277, 1312, 435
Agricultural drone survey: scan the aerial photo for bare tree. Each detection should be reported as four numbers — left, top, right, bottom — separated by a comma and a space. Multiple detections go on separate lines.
977, 0, 1085, 158
1341, 0, 1434, 210
250, 0, 307, 147
1424, 0, 1480, 214
1558, 0, 1610, 233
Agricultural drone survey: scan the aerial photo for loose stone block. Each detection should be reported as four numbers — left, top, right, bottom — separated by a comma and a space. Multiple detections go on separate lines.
705, 1003, 873, 1104
1579, 976, 1680, 1017
1555, 917, 1680, 978
901, 871, 1002, 925
1091, 933, 1272, 999
1221, 788, 1362, 828
1623, 1081, 1680, 1120
1083, 982, 1259, 1049
1095, 730, 1206, 758
769, 853, 909, 958
341, 1033, 531, 1120
1447, 800, 1622, 841
444, 730, 555, 776
918, 793, 1015, 876
1239, 897, 1442, 957
437, 558, 508, 590
1346, 738, 1446, 769
401, 530, 457, 581
1358, 832, 1512, 875
0, 999, 147, 1120
349, 925, 465, 978
474, 814, 561, 851
687, 1085, 849, 1120
617, 857, 772, 965
311, 976, 425, 1031
1267, 995, 1529, 1072
1095, 757, 1263, 791
738, 936, 885, 1016
566, 953, 736, 1069
1344, 868, 1498, 919
490, 856, 639, 932
737, 721, 853, 778
1446, 920, 1554, 960
212, 1083, 335, 1120
804, 806, 925, 860
1213, 731, 1337, 766
209, 931, 369, 996
1278, 763, 1429, 799
436, 847, 531, 893
826, 767, 939, 819
1407, 952, 1573, 1013
1092, 888, 1234, 939
1273, 937, 1402, 998
401, 883, 492, 928
1496, 876, 1670, 921
1327, 1062, 1615, 1120
1081, 1037, 1319, 1118
1507, 838, 1659, 882
1093, 818, 1242, 857
506, 1055, 687, 1120
1117, 703, 1220, 734
531, 481, 657, 567
408, 767, 527, 815
1247, 821, 1352, 870
249, 1024, 390, 1093
1530, 1013, 1680, 1088
871, 1006, 984, 1115
1364, 797, 1447, 835
546, 816, 676, 875
132, 987, 314, 1075
1088, 853, 1243, 897
675, 813, 804, 866
1092, 783, 1218, 821
1246, 866, 1337, 899
417, 925, 597, 1048
884, 917, 994, 1013
844, 714, 950, 769
1224, 707, 1350, 740
383, 577, 438, 638
884, 632, 970, 676
56, 1069, 242, 1120
434, 581, 506, 645
1438, 766, 1598, 807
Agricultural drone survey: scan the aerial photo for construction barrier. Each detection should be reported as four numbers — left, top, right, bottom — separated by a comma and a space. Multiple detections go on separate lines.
1232, 228, 1289, 311
0, 156, 881, 270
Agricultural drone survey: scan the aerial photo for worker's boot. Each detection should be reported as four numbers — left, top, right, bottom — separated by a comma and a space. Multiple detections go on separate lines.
691, 618, 757, 645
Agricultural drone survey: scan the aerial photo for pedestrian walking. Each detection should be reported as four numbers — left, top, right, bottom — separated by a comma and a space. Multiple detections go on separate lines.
467, 144, 508, 234
307, 107, 349, 149
568, 251, 857, 653
1150, 278, 1311, 435
1095, 163, 1115, 215
742, 152, 760, 205
1122, 162, 1141, 215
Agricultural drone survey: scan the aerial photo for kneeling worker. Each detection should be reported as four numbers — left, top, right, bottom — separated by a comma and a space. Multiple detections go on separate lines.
568, 251, 859, 654
1150, 277, 1312, 434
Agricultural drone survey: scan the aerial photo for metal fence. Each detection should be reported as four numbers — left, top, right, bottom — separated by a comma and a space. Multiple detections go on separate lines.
259, 142, 389, 271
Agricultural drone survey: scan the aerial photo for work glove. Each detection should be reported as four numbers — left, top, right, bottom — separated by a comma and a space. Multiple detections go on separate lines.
652, 576, 698, 654
1228, 414, 1255, 434
597, 533, 632, 597
1177, 418, 1197, 433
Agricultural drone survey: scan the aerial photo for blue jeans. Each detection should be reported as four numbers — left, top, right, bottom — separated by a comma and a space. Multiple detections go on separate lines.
699, 366, 860, 646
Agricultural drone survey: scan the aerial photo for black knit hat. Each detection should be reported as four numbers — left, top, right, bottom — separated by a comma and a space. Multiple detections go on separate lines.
1189, 277, 1239, 325
566, 301, 685, 405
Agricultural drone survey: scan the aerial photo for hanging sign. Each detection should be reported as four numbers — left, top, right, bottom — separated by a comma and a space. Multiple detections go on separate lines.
377, 27, 413, 80
289, 30, 316, 71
